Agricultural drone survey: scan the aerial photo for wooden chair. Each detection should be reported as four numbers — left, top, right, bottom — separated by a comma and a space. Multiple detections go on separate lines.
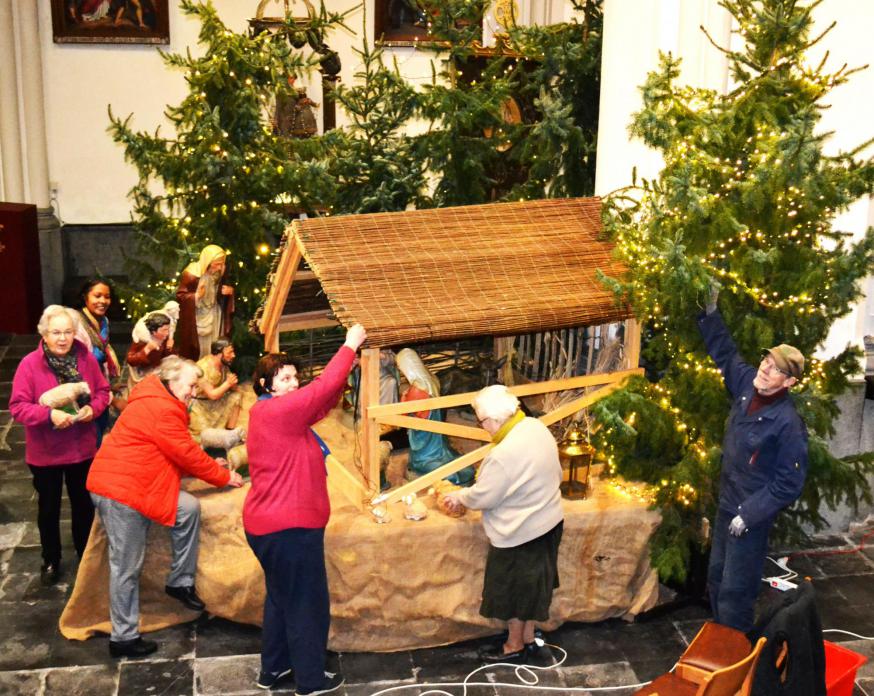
633, 622, 767, 696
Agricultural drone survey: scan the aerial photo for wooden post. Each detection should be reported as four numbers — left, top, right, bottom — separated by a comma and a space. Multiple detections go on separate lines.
624, 318, 641, 370
260, 232, 301, 352
359, 347, 381, 496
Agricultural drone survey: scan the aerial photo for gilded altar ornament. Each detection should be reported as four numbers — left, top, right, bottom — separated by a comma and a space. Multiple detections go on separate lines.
493, 0, 519, 33
559, 424, 594, 500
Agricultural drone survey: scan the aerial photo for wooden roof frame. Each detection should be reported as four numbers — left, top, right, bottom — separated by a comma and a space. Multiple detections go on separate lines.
256, 197, 641, 511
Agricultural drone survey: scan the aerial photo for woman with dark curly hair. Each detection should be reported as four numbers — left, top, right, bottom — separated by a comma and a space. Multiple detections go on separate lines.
75, 278, 124, 443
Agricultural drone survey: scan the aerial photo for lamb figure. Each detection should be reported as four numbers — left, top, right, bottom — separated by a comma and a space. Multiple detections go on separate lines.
131, 301, 180, 344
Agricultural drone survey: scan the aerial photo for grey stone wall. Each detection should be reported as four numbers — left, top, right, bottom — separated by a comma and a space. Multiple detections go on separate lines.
820, 382, 874, 531
61, 223, 137, 278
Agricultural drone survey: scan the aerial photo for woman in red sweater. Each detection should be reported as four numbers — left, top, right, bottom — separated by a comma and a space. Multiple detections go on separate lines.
243, 324, 366, 695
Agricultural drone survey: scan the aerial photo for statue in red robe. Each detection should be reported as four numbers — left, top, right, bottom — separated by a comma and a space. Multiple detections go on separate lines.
175, 245, 235, 361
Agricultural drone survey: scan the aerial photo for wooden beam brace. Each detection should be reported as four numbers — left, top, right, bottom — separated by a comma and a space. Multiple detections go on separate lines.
276, 311, 338, 333
368, 368, 644, 418
372, 373, 638, 506
260, 232, 302, 350
372, 443, 493, 506
538, 381, 626, 426
325, 454, 369, 511
375, 414, 491, 442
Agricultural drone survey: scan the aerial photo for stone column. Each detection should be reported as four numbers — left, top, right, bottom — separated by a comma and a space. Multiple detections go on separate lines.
0, 0, 25, 203
18, 0, 63, 304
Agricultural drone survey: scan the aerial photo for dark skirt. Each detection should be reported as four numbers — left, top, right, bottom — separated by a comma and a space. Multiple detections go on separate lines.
479, 520, 563, 622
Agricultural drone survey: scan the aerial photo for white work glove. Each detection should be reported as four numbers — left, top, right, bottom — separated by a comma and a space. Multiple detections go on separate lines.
705, 281, 721, 315
729, 515, 747, 537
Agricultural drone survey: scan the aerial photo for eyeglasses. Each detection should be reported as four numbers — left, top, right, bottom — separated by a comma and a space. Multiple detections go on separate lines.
759, 358, 790, 378
47, 330, 75, 339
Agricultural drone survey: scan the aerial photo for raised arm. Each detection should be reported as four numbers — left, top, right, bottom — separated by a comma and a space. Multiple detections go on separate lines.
272, 324, 367, 428
697, 309, 756, 398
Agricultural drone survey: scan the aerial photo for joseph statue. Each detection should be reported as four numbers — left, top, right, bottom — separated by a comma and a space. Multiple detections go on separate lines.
175, 245, 235, 361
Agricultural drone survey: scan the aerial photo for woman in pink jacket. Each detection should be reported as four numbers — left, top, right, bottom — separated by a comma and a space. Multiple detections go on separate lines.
9, 305, 110, 585
243, 323, 366, 695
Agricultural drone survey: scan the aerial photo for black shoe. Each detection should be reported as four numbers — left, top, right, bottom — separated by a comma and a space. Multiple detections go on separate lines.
109, 637, 158, 658
165, 584, 205, 611
479, 643, 527, 663
295, 671, 344, 695
257, 668, 294, 690
40, 561, 62, 586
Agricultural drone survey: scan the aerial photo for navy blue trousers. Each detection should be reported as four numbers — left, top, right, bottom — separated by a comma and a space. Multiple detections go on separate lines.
708, 507, 772, 632
246, 527, 329, 691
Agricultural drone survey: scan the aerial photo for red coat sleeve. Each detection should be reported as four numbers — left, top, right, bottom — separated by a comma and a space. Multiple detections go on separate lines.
152, 405, 231, 487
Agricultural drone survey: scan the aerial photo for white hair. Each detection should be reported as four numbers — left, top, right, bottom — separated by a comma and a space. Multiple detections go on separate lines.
472, 385, 519, 424
156, 355, 202, 383
37, 305, 81, 336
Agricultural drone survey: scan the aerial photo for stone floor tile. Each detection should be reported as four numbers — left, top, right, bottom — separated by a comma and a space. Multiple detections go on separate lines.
0, 669, 43, 695
818, 599, 874, 639
0, 478, 36, 503
624, 655, 679, 683
561, 661, 639, 693
345, 680, 419, 696
672, 617, 708, 644
812, 550, 874, 577
118, 657, 194, 696
194, 654, 262, 695
0, 599, 114, 671
778, 552, 826, 579
409, 641, 484, 682
7, 546, 47, 575
193, 616, 261, 659
0, 573, 37, 602
22, 572, 75, 603
0, 442, 27, 462
547, 623, 625, 666
613, 619, 687, 663
43, 664, 118, 695
827, 574, 874, 607
140, 622, 197, 661
340, 650, 415, 684
856, 678, 874, 696
0, 520, 28, 550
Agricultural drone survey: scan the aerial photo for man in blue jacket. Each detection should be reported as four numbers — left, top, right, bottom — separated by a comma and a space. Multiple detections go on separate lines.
698, 293, 807, 632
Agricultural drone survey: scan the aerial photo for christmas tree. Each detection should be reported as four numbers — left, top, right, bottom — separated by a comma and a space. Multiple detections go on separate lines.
593, 0, 874, 583
108, 0, 345, 357
325, 38, 427, 214
414, 0, 602, 205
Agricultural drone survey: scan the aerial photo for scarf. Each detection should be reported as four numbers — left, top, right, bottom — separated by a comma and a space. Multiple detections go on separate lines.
491, 409, 526, 445
80, 308, 120, 379
42, 343, 91, 408
748, 387, 788, 415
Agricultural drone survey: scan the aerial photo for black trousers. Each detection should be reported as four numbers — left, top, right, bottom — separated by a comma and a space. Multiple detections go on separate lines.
246, 527, 330, 692
28, 461, 94, 565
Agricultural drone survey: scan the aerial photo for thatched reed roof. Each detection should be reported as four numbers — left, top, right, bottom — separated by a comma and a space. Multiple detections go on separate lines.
261, 197, 631, 348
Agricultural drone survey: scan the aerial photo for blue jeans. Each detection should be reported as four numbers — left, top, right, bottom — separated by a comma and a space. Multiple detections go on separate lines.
246, 527, 329, 692
708, 507, 772, 632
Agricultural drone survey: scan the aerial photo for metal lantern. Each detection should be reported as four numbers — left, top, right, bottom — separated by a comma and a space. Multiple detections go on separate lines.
559, 425, 594, 500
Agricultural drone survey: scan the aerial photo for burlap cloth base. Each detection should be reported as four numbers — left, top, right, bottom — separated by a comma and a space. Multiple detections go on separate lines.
60, 476, 659, 651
